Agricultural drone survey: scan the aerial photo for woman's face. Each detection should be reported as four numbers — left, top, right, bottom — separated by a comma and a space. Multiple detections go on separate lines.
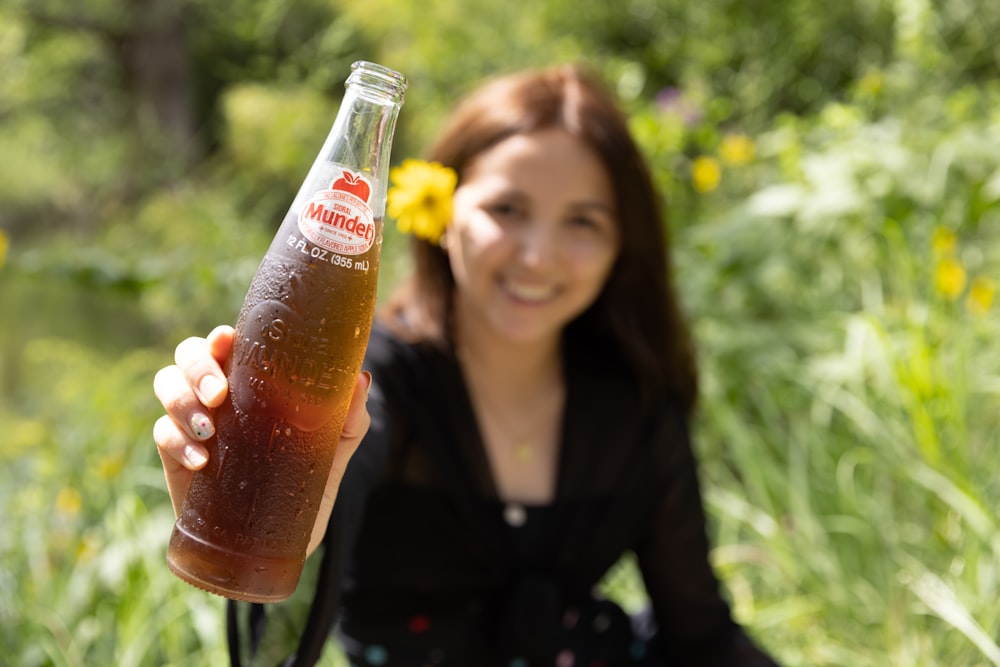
447, 128, 621, 346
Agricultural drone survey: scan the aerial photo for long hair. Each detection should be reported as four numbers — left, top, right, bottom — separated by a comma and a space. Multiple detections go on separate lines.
380, 65, 698, 413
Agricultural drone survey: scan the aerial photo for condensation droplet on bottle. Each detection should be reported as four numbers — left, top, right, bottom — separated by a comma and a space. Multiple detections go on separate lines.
354, 326, 361, 338
238, 480, 248, 490
255, 565, 268, 573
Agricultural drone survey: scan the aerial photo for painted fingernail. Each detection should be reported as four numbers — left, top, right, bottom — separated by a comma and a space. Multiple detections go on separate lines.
190, 412, 215, 440
200, 376, 226, 403
184, 444, 208, 468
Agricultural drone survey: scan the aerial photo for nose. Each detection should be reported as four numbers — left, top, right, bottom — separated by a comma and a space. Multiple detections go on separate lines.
515, 221, 558, 267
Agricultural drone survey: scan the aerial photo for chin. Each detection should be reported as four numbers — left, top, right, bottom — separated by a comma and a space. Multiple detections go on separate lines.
489, 318, 565, 346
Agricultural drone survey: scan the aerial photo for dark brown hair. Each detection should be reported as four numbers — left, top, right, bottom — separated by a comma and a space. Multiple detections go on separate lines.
381, 64, 698, 413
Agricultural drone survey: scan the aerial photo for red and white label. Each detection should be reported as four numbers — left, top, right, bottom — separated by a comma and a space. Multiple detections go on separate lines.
297, 169, 375, 255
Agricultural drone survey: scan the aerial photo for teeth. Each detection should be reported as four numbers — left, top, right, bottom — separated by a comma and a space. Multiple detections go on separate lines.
504, 280, 555, 302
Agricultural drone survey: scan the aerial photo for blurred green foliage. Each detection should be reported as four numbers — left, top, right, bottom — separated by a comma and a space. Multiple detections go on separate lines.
2, 0, 1000, 664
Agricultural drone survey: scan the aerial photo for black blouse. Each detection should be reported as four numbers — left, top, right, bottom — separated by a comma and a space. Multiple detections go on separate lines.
239, 324, 780, 667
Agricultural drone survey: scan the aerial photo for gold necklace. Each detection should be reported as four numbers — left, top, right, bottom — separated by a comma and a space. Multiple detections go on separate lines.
513, 440, 534, 463
455, 346, 564, 466
472, 382, 563, 465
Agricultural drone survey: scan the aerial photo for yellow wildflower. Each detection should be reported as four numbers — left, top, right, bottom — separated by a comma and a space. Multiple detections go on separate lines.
931, 227, 957, 256
97, 453, 125, 480
935, 256, 967, 300
692, 156, 721, 193
56, 487, 82, 517
387, 159, 457, 244
77, 534, 101, 563
967, 276, 995, 315
0, 229, 8, 268
858, 70, 883, 97
719, 134, 755, 166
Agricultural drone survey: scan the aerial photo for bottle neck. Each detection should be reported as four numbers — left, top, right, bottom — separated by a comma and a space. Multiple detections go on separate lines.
346, 61, 407, 106
321, 62, 407, 217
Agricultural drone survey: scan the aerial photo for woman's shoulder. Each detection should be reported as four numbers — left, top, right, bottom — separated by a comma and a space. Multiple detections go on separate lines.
564, 330, 692, 430
363, 321, 455, 391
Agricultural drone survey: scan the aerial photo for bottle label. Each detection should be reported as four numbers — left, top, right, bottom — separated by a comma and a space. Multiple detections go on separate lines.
297, 169, 376, 256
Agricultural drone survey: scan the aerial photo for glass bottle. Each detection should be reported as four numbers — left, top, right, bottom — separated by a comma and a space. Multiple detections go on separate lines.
167, 61, 407, 603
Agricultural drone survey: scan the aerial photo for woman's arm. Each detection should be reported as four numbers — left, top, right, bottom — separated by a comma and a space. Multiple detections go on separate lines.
634, 411, 780, 666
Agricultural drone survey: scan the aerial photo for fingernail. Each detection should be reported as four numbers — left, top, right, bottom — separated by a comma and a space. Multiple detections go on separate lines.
190, 412, 215, 440
200, 376, 226, 403
360, 371, 373, 401
184, 444, 208, 468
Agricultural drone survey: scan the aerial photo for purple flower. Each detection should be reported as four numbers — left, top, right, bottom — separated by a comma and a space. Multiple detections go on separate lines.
655, 87, 703, 127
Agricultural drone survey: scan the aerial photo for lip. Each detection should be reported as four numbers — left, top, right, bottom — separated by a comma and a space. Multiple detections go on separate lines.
500, 277, 559, 304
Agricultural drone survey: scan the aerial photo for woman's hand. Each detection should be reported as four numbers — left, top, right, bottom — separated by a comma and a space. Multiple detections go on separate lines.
152, 325, 372, 556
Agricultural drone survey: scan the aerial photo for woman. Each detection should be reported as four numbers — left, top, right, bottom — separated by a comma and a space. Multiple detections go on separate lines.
154, 64, 780, 666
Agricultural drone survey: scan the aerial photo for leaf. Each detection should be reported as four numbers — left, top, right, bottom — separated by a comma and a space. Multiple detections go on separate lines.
746, 183, 808, 218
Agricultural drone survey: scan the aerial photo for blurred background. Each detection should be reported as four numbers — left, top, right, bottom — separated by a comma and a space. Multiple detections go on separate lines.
2, 0, 1000, 664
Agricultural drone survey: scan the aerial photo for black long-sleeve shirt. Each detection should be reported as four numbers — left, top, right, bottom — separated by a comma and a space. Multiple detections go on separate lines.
244, 324, 780, 667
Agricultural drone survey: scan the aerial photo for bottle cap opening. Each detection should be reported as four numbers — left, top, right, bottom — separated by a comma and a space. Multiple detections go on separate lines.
347, 61, 408, 104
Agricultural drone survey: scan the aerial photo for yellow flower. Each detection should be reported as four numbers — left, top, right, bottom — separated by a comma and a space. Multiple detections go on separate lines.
56, 487, 82, 517
931, 227, 957, 256
0, 229, 8, 268
387, 159, 457, 244
935, 256, 967, 300
719, 134, 755, 166
967, 276, 995, 315
77, 534, 101, 563
858, 70, 884, 97
692, 156, 721, 193
97, 454, 125, 480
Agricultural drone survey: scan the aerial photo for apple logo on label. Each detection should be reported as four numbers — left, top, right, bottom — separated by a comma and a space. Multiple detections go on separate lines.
331, 170, 370, 203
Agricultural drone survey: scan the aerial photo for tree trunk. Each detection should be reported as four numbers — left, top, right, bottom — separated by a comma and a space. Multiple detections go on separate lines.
115, 0, 198, 166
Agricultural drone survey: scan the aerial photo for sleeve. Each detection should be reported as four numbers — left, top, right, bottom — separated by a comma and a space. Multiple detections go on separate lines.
634, 411, 780, 667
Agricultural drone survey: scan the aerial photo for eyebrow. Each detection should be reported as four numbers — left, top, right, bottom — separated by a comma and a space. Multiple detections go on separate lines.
484, 186, 615, 216
571, 200, 615, 215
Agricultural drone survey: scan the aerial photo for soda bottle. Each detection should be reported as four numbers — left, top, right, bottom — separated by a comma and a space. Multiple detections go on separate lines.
167, 61, 407, 602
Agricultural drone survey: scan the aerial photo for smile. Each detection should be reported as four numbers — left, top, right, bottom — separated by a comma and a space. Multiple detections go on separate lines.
502, 278, 558, 304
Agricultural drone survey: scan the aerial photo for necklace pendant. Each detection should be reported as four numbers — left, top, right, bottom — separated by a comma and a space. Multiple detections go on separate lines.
514, 442, 533, 463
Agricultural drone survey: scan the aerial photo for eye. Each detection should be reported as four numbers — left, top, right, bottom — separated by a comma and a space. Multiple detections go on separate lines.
566, 210, 615, 237
567, 214, 600, 230
485, 200, 526, 221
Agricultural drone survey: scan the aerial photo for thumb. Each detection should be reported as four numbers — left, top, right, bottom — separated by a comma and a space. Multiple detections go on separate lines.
306, 371, 372, 556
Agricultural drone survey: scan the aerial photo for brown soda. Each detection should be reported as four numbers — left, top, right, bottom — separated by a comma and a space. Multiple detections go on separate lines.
166, 61, 405, 602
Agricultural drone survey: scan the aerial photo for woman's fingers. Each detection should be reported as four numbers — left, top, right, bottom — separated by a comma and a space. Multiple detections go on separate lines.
153, 364, 217, 443
155, 326, 233, 443
173, 327, 233, 409
306, 370, 373, 556
205, 325, 235, 365
154, 414, 202, 516
153, 410, 209, 469
154, 325, 234, 517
